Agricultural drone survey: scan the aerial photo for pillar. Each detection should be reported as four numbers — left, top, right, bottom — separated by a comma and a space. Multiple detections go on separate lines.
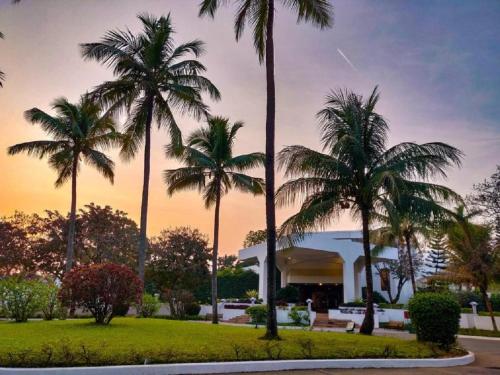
343, 261, 356, 303
258, 256, 268, 303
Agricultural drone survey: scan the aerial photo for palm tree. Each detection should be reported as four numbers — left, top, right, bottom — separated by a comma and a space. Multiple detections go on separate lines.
81, 14, 220, 282
164, 116, 265, 324
199, 0, 332, 340
276, 87, 462, 334
8, 96, 119, 272
443, 206, 499, 332
0, 32, 5, 87
373, 194, 460, 294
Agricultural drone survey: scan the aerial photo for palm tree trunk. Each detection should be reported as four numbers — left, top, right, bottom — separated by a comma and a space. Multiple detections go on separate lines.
360, 207, 375, 335
264, 0, 278, 340
211, 180, 222, 324
138, 96, 154, 283
65, 153, 78, 273
405, 233, 417, 294
481, 287, 498, 332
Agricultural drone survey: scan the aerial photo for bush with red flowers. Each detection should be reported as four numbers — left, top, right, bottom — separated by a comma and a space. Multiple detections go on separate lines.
59, 263, 143, 324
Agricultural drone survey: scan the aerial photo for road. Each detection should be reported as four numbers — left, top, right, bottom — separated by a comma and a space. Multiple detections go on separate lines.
233, 337, 500, 374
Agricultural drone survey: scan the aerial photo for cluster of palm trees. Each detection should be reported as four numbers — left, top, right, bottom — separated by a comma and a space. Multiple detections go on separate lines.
8, 1, 490, 337
8, 1, 334, 339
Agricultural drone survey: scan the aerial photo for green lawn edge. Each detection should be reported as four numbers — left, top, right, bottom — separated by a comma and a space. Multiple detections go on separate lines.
0, 318, 466, 368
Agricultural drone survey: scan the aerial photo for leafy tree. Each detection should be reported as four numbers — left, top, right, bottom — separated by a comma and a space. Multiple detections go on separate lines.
243, 229, 267, 248
8, 96, 119, 273
218, 255, 238, 270
444, 206, 499, 331
164, 117, 264, 323
276, 87, 462, 334
81, 13, 220, 282
146, 227, 211, 295
77, 203, 139, 270
466, 165, 500, 241
0, 213, 32, 276
199, 0, 333, 339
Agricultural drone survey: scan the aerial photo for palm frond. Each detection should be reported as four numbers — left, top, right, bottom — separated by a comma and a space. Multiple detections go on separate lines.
281, 0, 333, 29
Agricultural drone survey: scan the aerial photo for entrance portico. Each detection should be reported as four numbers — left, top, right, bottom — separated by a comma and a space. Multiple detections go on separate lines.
238, 231, 414, 306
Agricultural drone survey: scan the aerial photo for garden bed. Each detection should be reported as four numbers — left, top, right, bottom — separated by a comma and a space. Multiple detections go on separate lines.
0, 318, 466, 367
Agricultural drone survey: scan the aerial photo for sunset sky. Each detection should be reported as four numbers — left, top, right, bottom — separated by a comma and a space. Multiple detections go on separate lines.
1, 0, 499, 255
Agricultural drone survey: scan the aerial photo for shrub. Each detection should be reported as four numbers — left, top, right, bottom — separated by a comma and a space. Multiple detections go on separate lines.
39, 282, 60, 321
140, 294, 161, 318
451, 290, 484, 310
491, 293, 500, 311
289, 306, 310, 325
59, 263, 143, 325
112, 302, 130, 317
162, 289, 196, 318
185, 302, 201, 316
408, 292, 460, 348
276, 285, 299, 303
246, 305, 267, 325
0, 277, 44, 322
245, 289, 259, 300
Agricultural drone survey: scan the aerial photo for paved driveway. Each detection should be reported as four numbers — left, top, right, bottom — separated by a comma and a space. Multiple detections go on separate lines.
233, 337, 500, 374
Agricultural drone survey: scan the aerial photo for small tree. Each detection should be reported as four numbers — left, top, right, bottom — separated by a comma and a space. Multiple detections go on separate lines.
243, 229, 267, 248
0, 277, 45, 322
59, 264, 143, 324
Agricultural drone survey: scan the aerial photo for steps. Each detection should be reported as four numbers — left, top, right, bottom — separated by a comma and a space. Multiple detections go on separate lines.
313, 313, 354, 329
225, 314, 251, 324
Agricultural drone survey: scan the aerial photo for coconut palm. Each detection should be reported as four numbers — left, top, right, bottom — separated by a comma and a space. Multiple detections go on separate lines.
443, 206, 499, 331
80, 13, 220, 282
8, 96, 119, 272
199, 0, 332, 339
372, 193, 460, 294
276, 87, 462, 334
164, 116, 265, 324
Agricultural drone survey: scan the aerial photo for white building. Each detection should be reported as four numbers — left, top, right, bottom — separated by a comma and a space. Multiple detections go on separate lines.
238, 231, 414, 312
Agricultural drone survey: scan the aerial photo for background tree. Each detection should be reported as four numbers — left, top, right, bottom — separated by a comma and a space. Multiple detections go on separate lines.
199, 0, 333, 339
164, 117, 264, 323
444, 206, 499, 331
8, 96, 119, 273
0, 213, 32, 276
81, 13, 220, 283
276, 87, 462, 334
146, 227, 211, 296
78, 203, 139, 269
218, 255, 238, 270
467, 165, 500, 241
424, 229, 448, 276
243, 229, 267, 248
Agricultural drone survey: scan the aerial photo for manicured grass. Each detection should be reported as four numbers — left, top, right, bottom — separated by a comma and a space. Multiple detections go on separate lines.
459, 328, 500, 338
0, 318, 464, 367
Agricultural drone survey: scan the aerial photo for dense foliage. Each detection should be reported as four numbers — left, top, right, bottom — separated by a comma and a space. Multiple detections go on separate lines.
276, 285, 299, 303
140, 294, 161, 318
409, 293, 461, 348
0, 277, 45, 322
59, 264, 143, 324
246, 305, 267, 325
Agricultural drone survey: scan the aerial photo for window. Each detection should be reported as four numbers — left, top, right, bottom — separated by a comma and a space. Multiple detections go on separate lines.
380, 268, 390, 291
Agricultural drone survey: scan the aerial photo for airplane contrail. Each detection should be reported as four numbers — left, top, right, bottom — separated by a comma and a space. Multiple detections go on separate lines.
337, 48, 358, 72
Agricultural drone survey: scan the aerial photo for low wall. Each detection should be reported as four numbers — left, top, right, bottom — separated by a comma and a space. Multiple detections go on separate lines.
460, 313, 500, 331
377, 308, 406, 323
329, 309, 380, 328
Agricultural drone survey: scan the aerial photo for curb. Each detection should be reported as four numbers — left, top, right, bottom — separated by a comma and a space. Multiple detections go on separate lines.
0, 352, 475, 374
458, 334, 500, 341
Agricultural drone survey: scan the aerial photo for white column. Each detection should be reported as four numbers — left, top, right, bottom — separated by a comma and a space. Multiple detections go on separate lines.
280, 268, 287, 288
343, 261, 356, 303
258, 256, 268, 303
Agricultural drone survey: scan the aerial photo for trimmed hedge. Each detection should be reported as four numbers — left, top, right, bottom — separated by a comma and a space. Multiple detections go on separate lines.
409, 293, 460, 348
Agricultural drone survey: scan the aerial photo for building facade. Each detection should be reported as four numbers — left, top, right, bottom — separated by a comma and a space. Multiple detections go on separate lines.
238, 231, 414, 312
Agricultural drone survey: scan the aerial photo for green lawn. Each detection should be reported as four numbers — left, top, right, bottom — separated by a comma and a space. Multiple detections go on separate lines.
0, 318, 463, 367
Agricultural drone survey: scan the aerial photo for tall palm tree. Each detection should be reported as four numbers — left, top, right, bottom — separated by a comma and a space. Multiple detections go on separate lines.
81, 14, 220, 282
199, 0, 332, 339
444, 206, 499, 332
276, 87, 462, 334
8, 96, 119, 272
164, 116, 265, 324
